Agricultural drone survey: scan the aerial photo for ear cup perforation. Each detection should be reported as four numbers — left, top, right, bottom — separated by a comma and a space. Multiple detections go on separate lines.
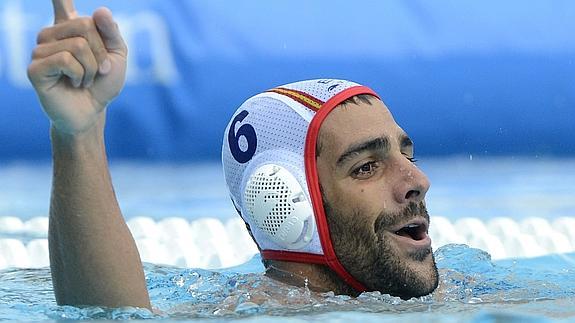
243, 164, 315, 250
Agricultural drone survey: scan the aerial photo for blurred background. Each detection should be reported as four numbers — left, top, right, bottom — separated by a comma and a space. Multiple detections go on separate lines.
0, 0, 574, 220
1, 0, 573, 161
0, 0, 575, 269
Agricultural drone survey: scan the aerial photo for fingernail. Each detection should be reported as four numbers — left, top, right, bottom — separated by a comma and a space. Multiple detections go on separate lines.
99, 58, 111, 74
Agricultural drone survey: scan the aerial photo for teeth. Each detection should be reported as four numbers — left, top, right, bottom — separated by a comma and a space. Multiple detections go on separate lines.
405, 223, 419, 229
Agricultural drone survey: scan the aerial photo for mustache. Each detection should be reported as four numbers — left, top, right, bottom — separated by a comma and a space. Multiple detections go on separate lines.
373, 201, 429, 234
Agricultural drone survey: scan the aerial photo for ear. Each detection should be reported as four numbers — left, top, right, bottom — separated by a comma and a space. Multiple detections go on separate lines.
243, 164, 315, 250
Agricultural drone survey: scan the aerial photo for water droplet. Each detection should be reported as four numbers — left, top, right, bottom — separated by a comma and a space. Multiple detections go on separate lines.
468, 297, 483, 304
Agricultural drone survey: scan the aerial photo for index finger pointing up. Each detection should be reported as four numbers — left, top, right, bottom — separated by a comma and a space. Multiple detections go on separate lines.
52, 0, 77, 24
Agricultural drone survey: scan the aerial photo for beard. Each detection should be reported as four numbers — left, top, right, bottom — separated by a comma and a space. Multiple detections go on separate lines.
323, 200, 439, 299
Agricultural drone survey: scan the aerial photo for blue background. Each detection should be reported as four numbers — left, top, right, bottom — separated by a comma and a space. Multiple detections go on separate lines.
1, 0, 574, 161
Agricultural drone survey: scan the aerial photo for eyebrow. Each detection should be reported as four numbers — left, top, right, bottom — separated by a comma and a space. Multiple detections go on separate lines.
336, 137, 391, 167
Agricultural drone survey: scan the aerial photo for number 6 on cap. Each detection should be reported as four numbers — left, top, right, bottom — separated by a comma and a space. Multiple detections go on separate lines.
228, 110, 258, 164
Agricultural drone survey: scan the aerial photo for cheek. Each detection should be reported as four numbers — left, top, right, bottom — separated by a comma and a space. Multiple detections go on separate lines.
320, 169, 390, 224
340, 184, 385, 218
328, 191, 381, 238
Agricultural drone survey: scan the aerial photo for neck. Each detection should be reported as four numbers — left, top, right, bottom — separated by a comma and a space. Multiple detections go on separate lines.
264, 260, 359, 296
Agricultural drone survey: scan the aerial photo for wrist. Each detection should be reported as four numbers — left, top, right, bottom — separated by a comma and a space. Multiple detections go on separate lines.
50, 113, 107, 154
47, 101, 109, 136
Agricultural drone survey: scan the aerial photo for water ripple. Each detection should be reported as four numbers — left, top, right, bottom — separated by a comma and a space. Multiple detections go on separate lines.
1, 244, 575, 321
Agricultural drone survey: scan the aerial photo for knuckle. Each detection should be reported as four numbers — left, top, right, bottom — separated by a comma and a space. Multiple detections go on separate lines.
31, 46, 42, 59
90, 36, 108, 61
26, 61, 48, 85
58, 51, 74, 66
69, 37, 89, 54
96, 47, 108, 61
78, 17, 95, 31
36, 29, 50, 44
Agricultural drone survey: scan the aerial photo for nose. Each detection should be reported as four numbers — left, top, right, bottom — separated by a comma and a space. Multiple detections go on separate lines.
393, 158, 430, 204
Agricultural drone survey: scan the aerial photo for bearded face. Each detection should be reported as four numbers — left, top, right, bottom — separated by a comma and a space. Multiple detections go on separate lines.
324, 199, 438, 299
315, 96, 438, 298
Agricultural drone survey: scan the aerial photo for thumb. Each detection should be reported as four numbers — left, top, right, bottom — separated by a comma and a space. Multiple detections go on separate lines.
93, 7, 127, 55
52, 0, 77, 24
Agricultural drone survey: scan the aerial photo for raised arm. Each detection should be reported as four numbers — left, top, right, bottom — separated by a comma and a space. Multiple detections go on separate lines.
27, 0, 150, 309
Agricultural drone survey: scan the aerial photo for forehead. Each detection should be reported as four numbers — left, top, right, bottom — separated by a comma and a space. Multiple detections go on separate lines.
318, 99, 402, 155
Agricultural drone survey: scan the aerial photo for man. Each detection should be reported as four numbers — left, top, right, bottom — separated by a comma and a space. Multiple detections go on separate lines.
28, 0, 438, 310
221, 80, 438, 299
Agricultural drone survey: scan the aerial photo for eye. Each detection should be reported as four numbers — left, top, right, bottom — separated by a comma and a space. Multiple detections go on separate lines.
403, 154, 418, 164
352, 161, 379, 179
406, 156, 418, 164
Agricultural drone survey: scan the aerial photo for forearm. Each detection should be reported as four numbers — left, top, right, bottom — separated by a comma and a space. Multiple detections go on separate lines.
48, 115, 150, 309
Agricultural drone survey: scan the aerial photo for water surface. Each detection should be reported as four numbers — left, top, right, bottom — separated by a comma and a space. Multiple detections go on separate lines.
1, 245, 574, 321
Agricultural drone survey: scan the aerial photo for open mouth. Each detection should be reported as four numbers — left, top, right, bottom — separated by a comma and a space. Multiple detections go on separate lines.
393, 221, 428, 241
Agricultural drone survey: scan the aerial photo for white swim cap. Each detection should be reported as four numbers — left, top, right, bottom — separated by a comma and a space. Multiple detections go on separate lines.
222, 79, 379, 292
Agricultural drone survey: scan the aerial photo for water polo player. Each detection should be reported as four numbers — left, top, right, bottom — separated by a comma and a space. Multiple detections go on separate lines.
222, 80, 438, 298
27, 0, 438, 309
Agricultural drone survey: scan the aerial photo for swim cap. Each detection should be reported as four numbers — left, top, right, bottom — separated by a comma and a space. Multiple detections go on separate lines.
222, 79, 379, 292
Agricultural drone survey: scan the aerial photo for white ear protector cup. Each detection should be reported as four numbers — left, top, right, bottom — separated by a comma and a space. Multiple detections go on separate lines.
243, 164, 315, 250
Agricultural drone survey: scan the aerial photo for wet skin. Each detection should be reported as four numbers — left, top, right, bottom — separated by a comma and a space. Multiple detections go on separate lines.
316, 97, 439, 298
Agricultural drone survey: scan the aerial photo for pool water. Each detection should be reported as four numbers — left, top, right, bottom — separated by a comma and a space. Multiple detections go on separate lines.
1, 245, 575, 321
1, 157, 574, 321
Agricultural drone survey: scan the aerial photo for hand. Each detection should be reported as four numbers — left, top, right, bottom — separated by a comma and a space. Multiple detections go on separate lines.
27, 0, 127, 135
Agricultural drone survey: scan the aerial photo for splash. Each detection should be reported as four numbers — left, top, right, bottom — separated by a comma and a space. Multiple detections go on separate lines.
1, 244, 575, 321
